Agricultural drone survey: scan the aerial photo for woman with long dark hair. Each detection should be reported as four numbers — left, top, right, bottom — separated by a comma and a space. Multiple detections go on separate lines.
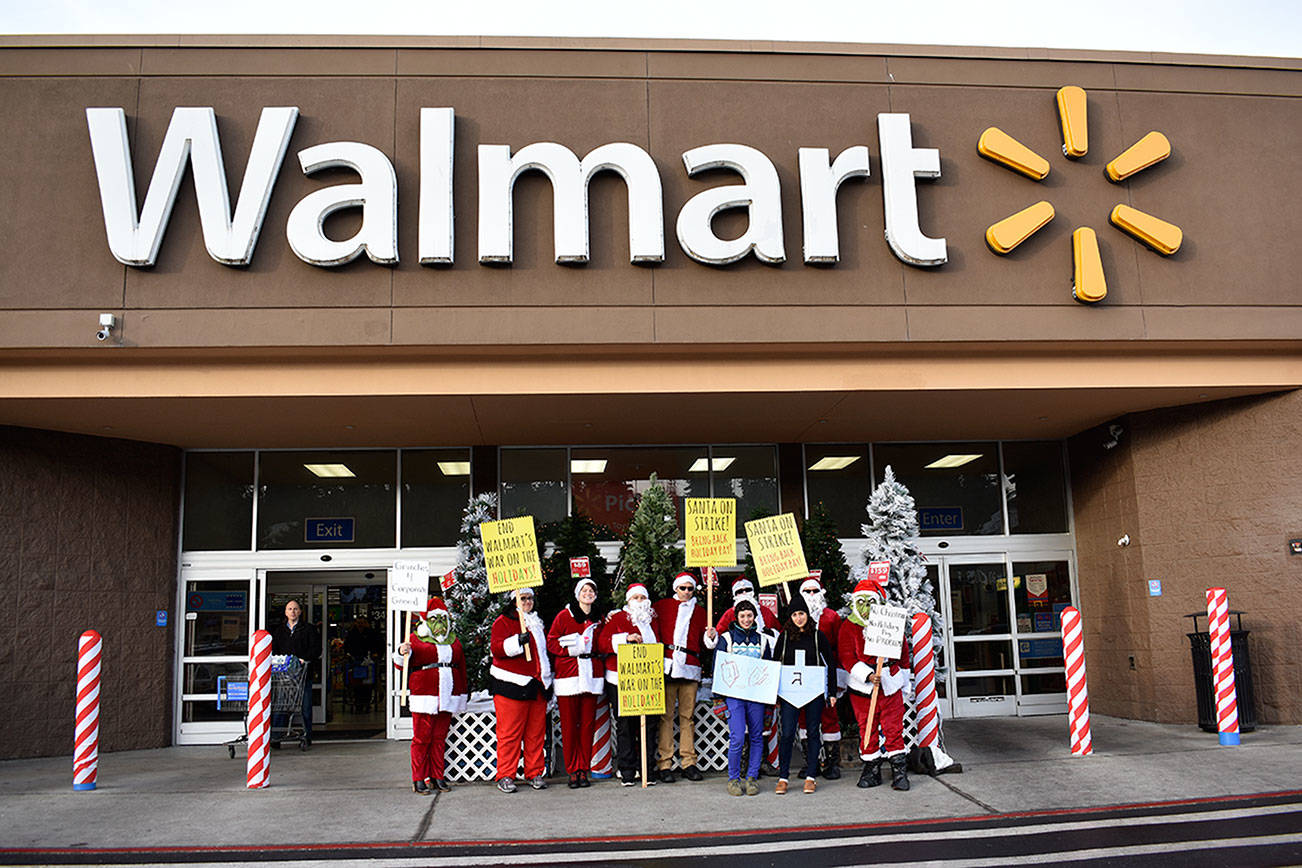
772, 593, 837, 794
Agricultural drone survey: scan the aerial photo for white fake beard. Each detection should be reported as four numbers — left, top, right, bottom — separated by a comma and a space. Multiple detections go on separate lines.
802, 590, 827, 624
625, 598, 653, 626
521, 609, 545, 635
733, 591, 756, 607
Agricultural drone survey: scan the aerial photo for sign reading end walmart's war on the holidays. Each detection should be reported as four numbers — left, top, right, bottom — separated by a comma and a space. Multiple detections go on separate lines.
479, 516, 543, 593
744, 513, 809, 587
685, 498, 737, 567
616, 643, 666, 716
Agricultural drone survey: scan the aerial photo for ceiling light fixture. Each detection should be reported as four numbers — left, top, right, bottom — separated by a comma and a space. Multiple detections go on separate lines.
570, 459, 608, 474
689, 457, 736, 473
437, 461, 471, 476
924, 454, 983, 469
304, 463, 355, 478
808, 456, 862, 471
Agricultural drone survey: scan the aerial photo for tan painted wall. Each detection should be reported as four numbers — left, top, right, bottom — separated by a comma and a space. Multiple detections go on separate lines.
1070, 389, 1302, 725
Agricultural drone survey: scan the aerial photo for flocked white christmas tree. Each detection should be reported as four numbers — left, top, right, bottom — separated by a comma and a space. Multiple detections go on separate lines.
860, 465, 945, 673
444, 492, 504, 691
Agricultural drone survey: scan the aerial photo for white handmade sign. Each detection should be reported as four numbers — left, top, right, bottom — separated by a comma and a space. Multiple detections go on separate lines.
389, 560, 432, 612
862, 603, 909, 659
711, 651, 780, 704
777, 650, 825, 708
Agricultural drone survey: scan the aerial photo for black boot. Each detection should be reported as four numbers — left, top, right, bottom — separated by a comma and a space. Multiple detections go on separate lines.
857, 758, 882, 789
821, 743, 842, 780
890, 755, 910, 791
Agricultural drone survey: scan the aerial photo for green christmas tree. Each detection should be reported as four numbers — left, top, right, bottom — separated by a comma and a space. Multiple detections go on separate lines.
861, 465, 944, 669
615, 473, 684, 602
802, 500, 852, 606
444, 492, 504, 691
537, 513, 610, 618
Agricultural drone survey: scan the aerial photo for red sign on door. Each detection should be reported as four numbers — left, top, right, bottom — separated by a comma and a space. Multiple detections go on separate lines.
440, 569, 456, 591
867, 561, 891, 584
570, 557, 591, 579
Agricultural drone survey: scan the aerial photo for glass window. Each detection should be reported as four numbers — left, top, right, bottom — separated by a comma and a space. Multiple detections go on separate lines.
182, 699, 245, 723
954, 640, 1013, 671
1021, 672, 1067, 695
956, 675, 1014, 697
571, 446, 706, 538
256, 451, 396, 550
873, 443, 1002, 535
401, 449, 471, 547
182, 452, 254, 551
948, 561, 1011, 635
500, 448, 567, 524
711, 446, 779, 521
184, 581, 250, 656
1012, 560, 1072, 634
804, 444, 871, 537
1003, 441, 1070, 534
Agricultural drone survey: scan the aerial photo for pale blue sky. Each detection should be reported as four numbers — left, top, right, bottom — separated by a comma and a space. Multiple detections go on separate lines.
1, 0, 1299, 58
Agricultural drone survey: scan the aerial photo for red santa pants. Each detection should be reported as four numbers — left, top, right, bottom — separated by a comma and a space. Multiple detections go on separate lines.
494, 694, 547, 780
850, 690, 905, 759
411, 711, 452, 781
556, 692, 598, 775
798, 701, 843, 742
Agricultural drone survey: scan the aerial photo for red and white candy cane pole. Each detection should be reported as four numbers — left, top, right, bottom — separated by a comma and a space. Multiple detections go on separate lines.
765, 711, 780, 769
246, 629, 273, 789
590, 696, 614, 779
1206, 588, 1240, 746
1061, 606, 1093, 756
910, 614, 940, 749
73, 630, 102, 791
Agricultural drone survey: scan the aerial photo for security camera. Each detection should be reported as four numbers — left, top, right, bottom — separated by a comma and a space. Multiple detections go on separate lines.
1102, 423, 1124, 450
96, 313, 116, 342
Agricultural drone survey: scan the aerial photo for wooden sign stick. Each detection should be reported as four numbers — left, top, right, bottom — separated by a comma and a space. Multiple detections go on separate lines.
706, 576, 714, 626
400, 611, 412, 707
861, 656, 885, 754
640, 715, 649, 789
516, 595, 533, 662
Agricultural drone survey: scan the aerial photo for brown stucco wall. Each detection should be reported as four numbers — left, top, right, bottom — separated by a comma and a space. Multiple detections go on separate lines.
1069, 389, 1302, 725
0, 426, 181, 758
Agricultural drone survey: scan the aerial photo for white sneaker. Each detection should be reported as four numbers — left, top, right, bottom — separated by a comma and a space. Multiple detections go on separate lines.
497, 777, 517, 794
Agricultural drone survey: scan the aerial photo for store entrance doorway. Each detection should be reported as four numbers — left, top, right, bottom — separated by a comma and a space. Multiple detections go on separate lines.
264, 569, 389, 741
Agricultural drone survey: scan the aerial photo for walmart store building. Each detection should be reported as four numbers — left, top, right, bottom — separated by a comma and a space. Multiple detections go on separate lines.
1, 35, 1299, 757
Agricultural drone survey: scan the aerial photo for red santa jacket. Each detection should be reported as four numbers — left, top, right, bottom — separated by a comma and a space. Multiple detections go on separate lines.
837, 617, 911, 698
547, 603, 605, 696
597, 608, 660, 686
816, 607, 849, 690
715, 603, 779, 635
397, 634, 468, 715
489, 608, 553, 700
653, 596, 708, 681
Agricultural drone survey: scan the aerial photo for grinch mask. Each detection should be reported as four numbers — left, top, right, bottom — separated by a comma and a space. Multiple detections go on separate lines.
416, 611, 454, 644
849, 595, 875, 627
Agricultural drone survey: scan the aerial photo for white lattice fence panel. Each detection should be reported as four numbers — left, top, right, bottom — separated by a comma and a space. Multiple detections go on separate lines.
444, 710, 499, 782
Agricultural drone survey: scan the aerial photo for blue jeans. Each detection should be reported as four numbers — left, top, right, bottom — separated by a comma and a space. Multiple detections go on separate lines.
725, 697, 766, 781
778, 696, 824, 779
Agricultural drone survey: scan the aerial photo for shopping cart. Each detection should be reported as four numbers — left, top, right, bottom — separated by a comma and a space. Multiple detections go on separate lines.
220, 655, 310, 757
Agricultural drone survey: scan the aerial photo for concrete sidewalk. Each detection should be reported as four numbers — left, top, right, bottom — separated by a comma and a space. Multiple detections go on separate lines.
1, 715, 1300, 850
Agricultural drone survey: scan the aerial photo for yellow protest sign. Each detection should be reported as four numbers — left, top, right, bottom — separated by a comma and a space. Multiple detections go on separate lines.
480, 516, 544, 594
684, 498, 737, 567
616, 642, 666, 716
744, 513, 810, 587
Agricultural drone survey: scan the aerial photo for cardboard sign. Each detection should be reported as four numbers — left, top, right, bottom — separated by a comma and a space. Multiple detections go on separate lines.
569, 556, 591, 579
712, 651, 780, 704
758, 593, 779, 621
389, 560, 432, 612
616, 642, 666, 716
1026, 573, 1049, 602
867, 560, 891, 584
480, 516, 544, 593
744, 513, 809, 587
439, 568, 456, 591
777, 650, 825, 708
685, 498, 738, 567
861, 602, 909, 658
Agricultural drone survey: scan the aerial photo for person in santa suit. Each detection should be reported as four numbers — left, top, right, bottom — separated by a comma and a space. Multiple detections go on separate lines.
798, 576, 847, 780
489, 587, 553, 794
838, 579, 911, 792
714, 577, 780, 635
597, 582, 660, 786
394, 597, 468, 795
546, 577, 606, 789
652, 571, 708, 783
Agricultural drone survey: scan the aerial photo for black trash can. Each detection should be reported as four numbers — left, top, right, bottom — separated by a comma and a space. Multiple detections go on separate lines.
1186, 611, 1257, 733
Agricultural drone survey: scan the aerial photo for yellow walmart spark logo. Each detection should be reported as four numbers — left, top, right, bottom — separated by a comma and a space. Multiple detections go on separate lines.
977, 86, 1183, 304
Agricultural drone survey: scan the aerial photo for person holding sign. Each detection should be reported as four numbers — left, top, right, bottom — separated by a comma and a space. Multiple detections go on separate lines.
546, 577, 606, 789
704, 599, 775, 796
653, 571, 708, 784
489, 587, 553, 794
799, 577, 847, 780
772, 594, 837, 794
597, 583, 660, 787
838, 579, 912, 792
394, 597, 467, 795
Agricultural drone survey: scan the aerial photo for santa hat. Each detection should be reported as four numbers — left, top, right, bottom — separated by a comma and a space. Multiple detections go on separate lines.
512, 587, 535, 601
799, 577, 823, 595
851, 579, 885, 602
625, 583, 650, 601
731, 577, 755, 597
673, 571, 698, 591
574, 577, 597, 600
424, 597, 448, 618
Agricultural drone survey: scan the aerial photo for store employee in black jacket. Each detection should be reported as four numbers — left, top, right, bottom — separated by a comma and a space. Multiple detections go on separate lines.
271, 599, 318, 746
772, 594, 837, 794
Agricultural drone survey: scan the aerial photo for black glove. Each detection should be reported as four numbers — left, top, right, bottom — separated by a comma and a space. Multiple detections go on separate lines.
519, 631, 531, 644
